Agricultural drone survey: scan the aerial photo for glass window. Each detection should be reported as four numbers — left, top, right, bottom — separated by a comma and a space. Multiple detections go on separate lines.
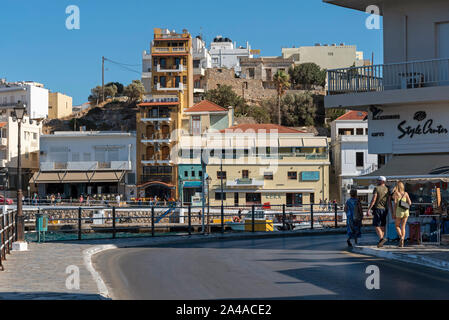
288, 172, 297, 180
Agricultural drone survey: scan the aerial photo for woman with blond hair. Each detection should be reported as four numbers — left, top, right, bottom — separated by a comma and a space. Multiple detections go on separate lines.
392, 181, 412, 247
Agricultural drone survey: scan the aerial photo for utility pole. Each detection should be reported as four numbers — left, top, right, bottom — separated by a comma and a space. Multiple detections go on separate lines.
102, 56, 105, 103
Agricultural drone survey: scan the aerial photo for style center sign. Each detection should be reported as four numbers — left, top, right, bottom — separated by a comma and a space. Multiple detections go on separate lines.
368, 104, 449, 154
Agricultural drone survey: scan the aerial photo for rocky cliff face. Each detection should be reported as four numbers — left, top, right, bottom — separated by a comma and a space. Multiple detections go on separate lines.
43, 100, 138, 134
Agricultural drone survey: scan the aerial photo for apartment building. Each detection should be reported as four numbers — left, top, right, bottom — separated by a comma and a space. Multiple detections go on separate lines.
282, 44, 369, 70
209, 36, 253, 74
330, 110, 378, 203
202, 124, 330, 207
48, 92, 73, 119
137, 28, 194, 200
0, 110, 42, 195
324, 0, 449, 202
0, 79, 48, 119
33, 131, 136, 199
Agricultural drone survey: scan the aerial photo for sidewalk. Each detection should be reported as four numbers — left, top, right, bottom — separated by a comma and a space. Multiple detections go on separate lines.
353, 243, 449, 272
0, 227, 357, 300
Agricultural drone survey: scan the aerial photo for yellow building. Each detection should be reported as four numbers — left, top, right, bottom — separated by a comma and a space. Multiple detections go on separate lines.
205, 124, 330, 207
48, 92, 73, 119
136, 28, 194, 199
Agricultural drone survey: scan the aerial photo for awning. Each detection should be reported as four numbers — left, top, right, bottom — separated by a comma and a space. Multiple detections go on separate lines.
302, 138, 328, 147
31, 171, 126, 184
355, 154, 449, 181
279, 138, 302, 147
183, 181, 202, 188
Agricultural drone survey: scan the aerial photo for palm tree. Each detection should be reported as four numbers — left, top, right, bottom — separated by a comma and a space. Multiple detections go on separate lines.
273, 70, 290, 125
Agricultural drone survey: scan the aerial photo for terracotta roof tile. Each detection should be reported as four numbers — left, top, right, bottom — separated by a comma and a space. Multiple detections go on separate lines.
184, 100, 227, 113
336, 110, 368, 121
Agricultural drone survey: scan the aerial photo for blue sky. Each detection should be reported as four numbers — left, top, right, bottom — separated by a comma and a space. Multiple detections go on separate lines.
0, 0, 383, 105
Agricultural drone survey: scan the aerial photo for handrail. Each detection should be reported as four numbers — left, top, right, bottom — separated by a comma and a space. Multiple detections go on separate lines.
0, 208, 16, 271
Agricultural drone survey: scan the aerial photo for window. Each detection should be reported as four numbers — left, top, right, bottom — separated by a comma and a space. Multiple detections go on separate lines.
72, 153, 80, 161
184, 171, 188, 177
356, 128, 364, 135
378, 154, 386, 168
264, 172, 273, 180
288, 171, 297, 180
246, 193, 261, 204
328, 52, 334, 56
356, 152, 364, 167
33, 133, 37, 140
153, 76, 158, 85
199, 171, 202, 177
310, 193, 315, 204
244, 149, 249, 157
215, 192, 226, 201
338, 128, 354, 136
191, 171, 195, 177
217, 171, 227, 179
248, 68, 255, 79
242, 170, 249, 179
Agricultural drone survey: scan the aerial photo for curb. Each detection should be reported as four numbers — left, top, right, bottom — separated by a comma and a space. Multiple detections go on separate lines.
353, 246, 449, 272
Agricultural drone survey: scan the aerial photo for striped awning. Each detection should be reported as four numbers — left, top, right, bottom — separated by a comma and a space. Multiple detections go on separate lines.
31, 171, 126, 184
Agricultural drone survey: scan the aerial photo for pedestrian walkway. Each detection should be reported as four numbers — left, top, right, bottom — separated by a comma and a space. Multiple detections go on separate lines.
353, 243, 449, 272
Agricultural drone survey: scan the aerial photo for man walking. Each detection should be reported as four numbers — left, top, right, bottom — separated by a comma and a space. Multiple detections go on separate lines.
368, 176, 389, 247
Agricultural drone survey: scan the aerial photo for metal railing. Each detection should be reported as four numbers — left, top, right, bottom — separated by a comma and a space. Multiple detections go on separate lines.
0, 208, 16, 271
21, 203, 366, 243
327, 57, 449, 95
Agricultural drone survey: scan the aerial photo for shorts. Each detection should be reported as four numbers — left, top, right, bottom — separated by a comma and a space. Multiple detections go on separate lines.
372, 208, 387, 227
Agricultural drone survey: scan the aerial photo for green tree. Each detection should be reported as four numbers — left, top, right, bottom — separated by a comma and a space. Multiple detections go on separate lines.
245, 105, 272, 124
88, 84, 117, 104
289, 63, 326, 89
124, 80, 145, 104
204, 85, 246, 115
106, 82, 124, 95
281, 92, 317, 127
273, 70, 290, 125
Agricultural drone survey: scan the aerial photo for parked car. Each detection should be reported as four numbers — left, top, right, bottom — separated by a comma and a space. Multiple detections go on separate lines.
0, 196, 13, 205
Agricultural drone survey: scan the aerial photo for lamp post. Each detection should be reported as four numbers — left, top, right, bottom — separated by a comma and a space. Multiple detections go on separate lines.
13, 103, 27, 246
206, 175, 211, 234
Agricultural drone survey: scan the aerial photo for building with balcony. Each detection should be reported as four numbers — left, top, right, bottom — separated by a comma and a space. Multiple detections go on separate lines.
282, 44, 369, 70
0, 79, 49, 119
330, 110, 378, 203
48, 92, 73, 119
33, 131, 136, 199
176, 100, 234, 204
176, 124, 329, 207
137, 28, 194, 200
209, 36, 253, 75
324, 0, 449, 202
0, 111, 42, 196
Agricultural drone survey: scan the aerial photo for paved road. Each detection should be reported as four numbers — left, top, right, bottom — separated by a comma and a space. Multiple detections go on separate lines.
93, 234, 449, 300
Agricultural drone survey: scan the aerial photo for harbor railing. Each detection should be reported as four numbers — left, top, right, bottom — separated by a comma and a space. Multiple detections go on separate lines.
22, 203, 373, 242
0, 208, 16, 270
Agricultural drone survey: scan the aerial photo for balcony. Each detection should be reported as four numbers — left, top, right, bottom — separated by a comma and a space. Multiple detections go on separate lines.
141, 153, 172, 166
326, 58, 449, 108
141, 133, 172, 144
40, 161, 132, 171
152, 47, 188, 54
156, 82, 186, 92
156, 64, 185, 73
141, 115, 172, 123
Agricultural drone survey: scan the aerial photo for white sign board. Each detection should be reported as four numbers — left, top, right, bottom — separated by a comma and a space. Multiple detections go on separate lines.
368, 104, 449, 155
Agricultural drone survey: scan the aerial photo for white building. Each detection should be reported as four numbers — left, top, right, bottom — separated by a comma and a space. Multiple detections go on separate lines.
193, 36, 212, 76
330, 111, 378, 203
0, 79, 49, 119
282, 44, 369, 70
324, 0, 449, 203
33, 131, 136, 199
209, 36, 253, 74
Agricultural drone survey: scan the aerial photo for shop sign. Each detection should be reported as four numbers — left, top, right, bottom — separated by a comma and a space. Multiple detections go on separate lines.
301, 171, 320, 181
370, 106, 400, 120
397, 111, 448, 139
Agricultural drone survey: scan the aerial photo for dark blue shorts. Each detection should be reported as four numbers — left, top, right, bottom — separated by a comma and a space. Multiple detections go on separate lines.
372, 208, 387, 227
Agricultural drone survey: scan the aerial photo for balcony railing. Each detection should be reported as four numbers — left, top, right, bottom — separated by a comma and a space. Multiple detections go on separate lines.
156, 64, 185, 73
152, 47, 187, 54
156, 83, 186, 91
327, 58, 449, 95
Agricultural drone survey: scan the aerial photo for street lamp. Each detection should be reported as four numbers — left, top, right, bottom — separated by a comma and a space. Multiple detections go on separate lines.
206, 175, 212, 234
13, 102, 26, 245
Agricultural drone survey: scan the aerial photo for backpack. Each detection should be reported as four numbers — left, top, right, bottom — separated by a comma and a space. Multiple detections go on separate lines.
353, 199, 363, 222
